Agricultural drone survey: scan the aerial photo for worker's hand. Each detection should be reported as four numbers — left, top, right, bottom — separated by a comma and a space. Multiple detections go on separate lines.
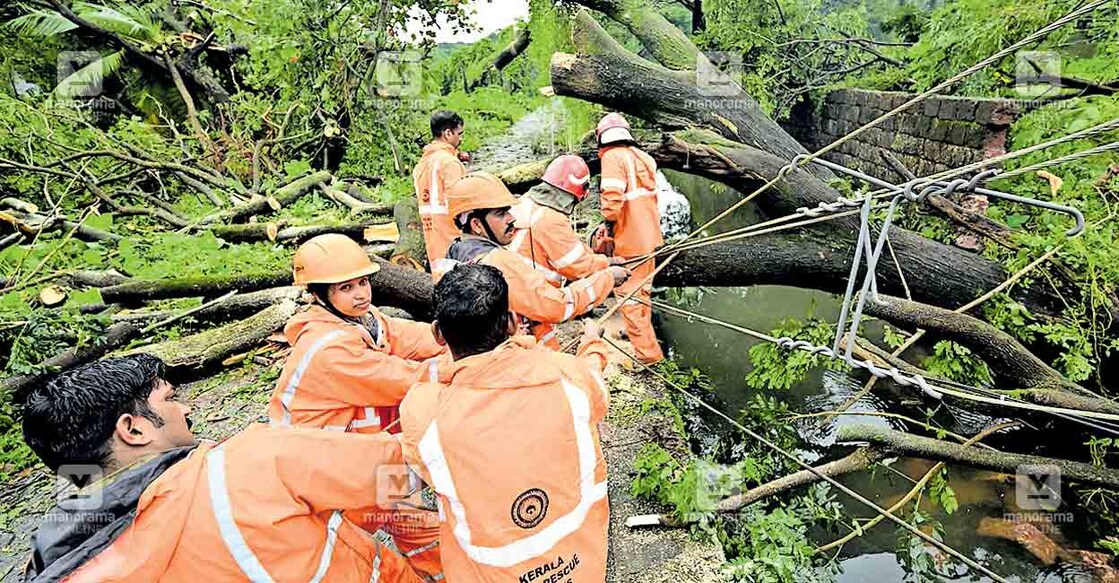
458, 151, 472, 163
608, 256, 628, 266
582, 319, 604, 341
607, 266, 631, 286
591, 223, 615, 255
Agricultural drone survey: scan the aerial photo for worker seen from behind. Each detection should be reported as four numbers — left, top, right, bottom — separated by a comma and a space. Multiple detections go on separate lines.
433, 171, 630, 347
413, 110, 469, 267
267, 233, 444, 579
22, 354, 424, 582
400, 263, 611, 582
509, 154, 621, 349
594, 112, 666, 364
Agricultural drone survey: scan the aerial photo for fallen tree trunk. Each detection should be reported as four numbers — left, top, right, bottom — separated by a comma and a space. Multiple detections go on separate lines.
551, 10, 832, 182
133, 300, 300, 371
864, 294, 1085, 394
100, 272, 293, 304
392, 200, 427, 268
196, 170, 332, 226
837, 424, 1119, 489
318, 183, 395, 215
113, 287, 303, 326
208, 220, 394, 244
469, 26, 532, 90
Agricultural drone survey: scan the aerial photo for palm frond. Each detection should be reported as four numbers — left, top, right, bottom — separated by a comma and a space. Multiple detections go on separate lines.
53, 50, 125, 99
73, 1, 162, 43
3, 8, 78, 37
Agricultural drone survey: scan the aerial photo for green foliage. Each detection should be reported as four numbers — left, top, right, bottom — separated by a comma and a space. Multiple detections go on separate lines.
1087, 436, 1115, 467
921, 340, 993, 385
895, 508, 947, 579
746, 317, 847, 390
927, 467, 959, 514
722, 486, 842, 582
0, 399, 36, 474
116, 232, 288, 279
905, 0, 1118, 95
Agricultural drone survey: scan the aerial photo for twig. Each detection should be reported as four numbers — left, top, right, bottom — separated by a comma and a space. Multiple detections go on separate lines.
140, 290, 239, 333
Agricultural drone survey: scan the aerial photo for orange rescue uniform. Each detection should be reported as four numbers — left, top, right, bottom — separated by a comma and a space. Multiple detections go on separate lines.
413, 141, 467, 266
433, 237, 615, 347
509, 195, 610, 349
63, 425, 423, 582
399, 335, 611, 582
599, 145, 665, 363
267, 304, 446, 579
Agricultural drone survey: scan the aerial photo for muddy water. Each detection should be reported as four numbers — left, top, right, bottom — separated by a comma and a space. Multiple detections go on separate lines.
658, 170, 1100, 582
475, 113, 1099, 581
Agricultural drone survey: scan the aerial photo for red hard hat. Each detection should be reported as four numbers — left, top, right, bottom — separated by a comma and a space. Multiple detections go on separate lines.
541, 154, 591, 201
596, 113, 633, 145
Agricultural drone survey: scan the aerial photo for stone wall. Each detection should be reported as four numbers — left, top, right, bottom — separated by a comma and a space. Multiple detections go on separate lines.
785, 89, 1025, 183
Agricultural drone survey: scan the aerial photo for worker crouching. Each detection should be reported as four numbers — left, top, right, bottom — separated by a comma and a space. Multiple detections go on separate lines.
400, 263, 611, 582
433, 171, 630, 348
267, 233, 445, 580
509, 154, 622, 349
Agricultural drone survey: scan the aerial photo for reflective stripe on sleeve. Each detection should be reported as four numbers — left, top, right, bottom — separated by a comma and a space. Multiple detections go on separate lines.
279, 330, 346, 426
404, 540, 440, 558
206, 448, 275, 583
428, 358, 439, 382
599, 177, 626, 191
561, 287, 576, 321
622, 188, 654, 201
309, 511, 344, 583
551, 241, 585, 270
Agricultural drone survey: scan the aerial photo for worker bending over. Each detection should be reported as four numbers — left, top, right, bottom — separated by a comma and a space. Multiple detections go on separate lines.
433, 171, 629, 346
509, 154, 620, 349
595, 113, 665, 364
400, 263, 611, 582
267, 233, 444, 579
22, 355, 423, 582
413, 110, 468, 266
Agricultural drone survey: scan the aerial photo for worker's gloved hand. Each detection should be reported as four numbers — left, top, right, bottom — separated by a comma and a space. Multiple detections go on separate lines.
458, 151, 472, 163
607, 266, 631, 287
608, 256, 628, 266
590, 223, 614, 256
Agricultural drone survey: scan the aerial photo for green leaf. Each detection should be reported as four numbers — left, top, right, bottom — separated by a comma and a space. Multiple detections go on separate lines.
85, 212, 114, 231
1006, 214, 1030, 228
283, 160, 312, 178
67, 288, 104, 307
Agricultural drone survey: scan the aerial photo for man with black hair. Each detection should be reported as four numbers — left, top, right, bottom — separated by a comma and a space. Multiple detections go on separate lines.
413, 109, 469, 266
433, 171, 630, 349
22, 354, 426, 582
399, 263, 612, 582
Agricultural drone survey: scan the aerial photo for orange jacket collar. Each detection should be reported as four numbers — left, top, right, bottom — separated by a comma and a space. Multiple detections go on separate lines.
423, 141, 458, 157
445, 335, 549, 388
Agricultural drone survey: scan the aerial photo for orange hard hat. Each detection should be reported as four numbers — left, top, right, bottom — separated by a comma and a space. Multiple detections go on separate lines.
541, 154, 591, 201
292, 233, 380, 285
447, 171, 518, 223
596, 113, 634, 145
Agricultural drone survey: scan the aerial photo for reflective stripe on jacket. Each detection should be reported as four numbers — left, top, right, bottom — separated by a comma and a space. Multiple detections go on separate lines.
599, 145, 663, 256
509, 197, 609, 288
433, 238, 614, 327
62, 425, 421, 582
399, 336, 610, 582
268, 305, 446, 435
412, 142, 467, 264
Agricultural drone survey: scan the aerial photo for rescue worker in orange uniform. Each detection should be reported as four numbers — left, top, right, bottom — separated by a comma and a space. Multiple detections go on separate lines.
433, 171, 630, 347
509, 154, 622, 349
22, 354, 424, 582
413, 110, 469, 266
595, 113, 666, 364
399, 263, 611, 582
267, 233, 444, 580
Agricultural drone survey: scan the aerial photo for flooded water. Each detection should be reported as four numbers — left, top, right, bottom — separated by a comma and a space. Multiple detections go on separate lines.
478, 114, 1104, 582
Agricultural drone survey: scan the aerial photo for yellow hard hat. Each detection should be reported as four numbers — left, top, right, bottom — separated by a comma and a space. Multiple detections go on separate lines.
292, 233, 380, 286
447, 172, 518, 223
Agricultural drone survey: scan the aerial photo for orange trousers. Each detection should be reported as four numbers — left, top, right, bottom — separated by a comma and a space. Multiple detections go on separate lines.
615, 258, 664, 364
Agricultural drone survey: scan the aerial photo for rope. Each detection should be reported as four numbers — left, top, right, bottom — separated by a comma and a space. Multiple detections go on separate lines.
994, 141, 1119, 181
599, 335, 1011, 583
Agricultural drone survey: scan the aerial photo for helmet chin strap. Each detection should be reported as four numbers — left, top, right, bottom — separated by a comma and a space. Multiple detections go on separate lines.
470, 210, 501, 242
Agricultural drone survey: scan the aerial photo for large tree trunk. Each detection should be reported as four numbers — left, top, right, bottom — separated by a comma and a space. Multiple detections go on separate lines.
838, 424, 1119, 488
551, 11, 832, 182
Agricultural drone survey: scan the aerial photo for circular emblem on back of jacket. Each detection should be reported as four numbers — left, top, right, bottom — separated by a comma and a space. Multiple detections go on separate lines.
511, 488, 549, 529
